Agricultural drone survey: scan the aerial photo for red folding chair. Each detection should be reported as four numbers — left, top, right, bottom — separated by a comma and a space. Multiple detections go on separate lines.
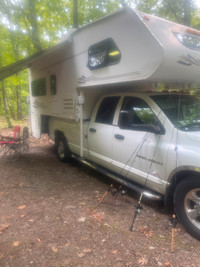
0, 126, 21, 158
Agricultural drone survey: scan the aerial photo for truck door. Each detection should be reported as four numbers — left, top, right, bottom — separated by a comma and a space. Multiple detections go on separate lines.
87, 96, 120, 169
112, 96, 169, 193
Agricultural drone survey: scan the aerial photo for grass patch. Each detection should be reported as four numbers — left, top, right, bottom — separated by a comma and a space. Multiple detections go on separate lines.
0, 115, 29, 130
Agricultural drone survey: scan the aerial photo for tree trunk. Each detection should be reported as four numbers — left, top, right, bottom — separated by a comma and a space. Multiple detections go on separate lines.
27, 0, 42, 51
0, 81, 12, 128
183, 0, 191, 26
73, 0, 79, 28
15, 73, 22, 120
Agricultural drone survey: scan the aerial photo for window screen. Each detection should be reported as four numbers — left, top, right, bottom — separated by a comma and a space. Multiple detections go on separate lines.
95, 96, 120, 125
31, 78, 46, 97
88, 38, 121, 70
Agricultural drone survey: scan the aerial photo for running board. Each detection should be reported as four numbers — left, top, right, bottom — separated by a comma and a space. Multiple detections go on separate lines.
72, 155, 163, 201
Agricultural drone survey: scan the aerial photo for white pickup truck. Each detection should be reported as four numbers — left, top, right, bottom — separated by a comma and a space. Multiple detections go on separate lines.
22, 7, 200, 240
51, 91, 200, 240
1, 4, 200, 239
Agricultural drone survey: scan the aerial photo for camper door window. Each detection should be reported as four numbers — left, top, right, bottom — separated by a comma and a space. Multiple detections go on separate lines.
31, 77, 46, 97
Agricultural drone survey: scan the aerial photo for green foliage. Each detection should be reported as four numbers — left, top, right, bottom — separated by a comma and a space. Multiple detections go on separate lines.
130, 0, 199, 28
0, 0, 199, 127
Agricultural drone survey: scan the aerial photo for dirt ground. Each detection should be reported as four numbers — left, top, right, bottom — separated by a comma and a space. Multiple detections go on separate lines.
0, 130, 200, 267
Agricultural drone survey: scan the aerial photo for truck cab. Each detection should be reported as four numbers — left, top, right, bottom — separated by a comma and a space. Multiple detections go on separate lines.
53, 91, 200, 240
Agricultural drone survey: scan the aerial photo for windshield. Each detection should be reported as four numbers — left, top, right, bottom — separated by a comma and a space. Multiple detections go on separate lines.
151, 94, 200, 131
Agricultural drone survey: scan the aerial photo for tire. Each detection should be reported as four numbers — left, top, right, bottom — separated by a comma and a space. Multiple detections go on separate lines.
55, 133, 71, 162
174, 176, 200, 240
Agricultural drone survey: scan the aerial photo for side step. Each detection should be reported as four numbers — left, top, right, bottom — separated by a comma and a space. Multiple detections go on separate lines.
72, 155, 163, 201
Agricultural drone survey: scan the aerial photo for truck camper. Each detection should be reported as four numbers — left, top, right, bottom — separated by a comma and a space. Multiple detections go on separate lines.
28, 7, 200, 239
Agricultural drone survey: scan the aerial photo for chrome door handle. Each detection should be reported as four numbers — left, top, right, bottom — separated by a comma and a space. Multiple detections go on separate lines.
89, 128, 96, 133
114, 134, 125, 140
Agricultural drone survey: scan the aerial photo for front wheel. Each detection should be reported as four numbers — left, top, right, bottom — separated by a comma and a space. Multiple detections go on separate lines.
55, 133, 71, 162
174, 176, 200, 240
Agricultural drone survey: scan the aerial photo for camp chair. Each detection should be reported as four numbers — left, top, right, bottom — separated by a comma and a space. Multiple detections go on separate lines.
0, 126, 29, 158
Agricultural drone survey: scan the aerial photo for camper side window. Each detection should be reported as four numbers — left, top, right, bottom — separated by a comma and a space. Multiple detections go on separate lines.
173, 31, 200, 50
88, 38, 121, 70
95, 96, 120, 125
31, 78, 46, 97
50, 74, 57, 95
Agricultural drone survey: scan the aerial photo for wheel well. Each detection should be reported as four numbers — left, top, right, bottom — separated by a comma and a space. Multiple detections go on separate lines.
55, 130, 66, 143
165, 170, 200, 208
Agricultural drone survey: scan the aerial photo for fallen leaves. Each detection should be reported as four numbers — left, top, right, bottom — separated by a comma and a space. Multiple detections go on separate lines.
0, 223, 10, 235
18, 205, 26, 210
93, 213, 104, 221
13, 241, 19, 247
138, 257, 148, 265
138, 226, 153, 238
78, 216, 86, 223
111, 250, 118, 255
77, 252, 85, 258
77, 248, 92, 258
164, 262, 172, 266
83, 248, 92, 253
90, 209, 104, 222
51, 247, 58, 253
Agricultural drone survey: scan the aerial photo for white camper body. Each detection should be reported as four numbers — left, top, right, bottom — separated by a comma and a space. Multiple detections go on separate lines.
28, 8, 200, 239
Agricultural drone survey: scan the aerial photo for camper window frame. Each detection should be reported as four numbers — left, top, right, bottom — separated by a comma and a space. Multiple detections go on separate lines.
173, 31, 200, 51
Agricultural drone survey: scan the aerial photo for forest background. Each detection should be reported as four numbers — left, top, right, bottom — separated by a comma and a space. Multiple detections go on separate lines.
0, 0, 200, 127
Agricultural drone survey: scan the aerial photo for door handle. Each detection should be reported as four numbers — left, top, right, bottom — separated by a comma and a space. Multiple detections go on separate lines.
89, 128, 96, 133
114, 134, 125, 140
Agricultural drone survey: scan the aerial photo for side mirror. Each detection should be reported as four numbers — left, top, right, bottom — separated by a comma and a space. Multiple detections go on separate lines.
118, 111, 165, 135
149, 123, 165, 135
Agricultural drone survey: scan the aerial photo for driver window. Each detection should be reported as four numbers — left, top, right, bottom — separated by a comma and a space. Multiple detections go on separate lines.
119, 97, 154, 128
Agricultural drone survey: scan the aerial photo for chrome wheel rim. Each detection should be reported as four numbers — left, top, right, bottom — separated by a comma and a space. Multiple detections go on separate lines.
184, 188, 200, 230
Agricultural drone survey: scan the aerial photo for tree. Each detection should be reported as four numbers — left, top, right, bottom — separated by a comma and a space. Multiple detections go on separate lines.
0, 0, 199, 127
131, 0, 198, 27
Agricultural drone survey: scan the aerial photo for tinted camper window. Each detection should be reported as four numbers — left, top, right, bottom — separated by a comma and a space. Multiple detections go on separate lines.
88, 38, 121, 70
173, 31, 200, 50
50, 74, 57, 95
31, 78, 46, 97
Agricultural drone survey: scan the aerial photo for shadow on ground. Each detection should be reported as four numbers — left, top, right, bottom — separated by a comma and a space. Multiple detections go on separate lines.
0, 136, 199, 267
